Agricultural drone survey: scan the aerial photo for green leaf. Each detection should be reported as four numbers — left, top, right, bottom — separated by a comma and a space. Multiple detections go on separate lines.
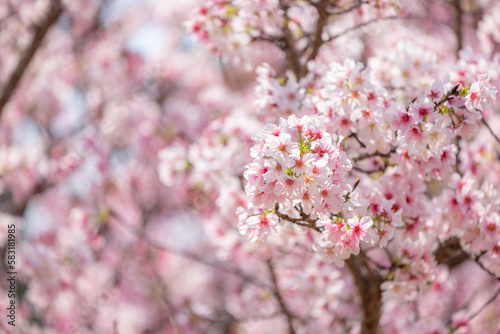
225, 5, 237, 17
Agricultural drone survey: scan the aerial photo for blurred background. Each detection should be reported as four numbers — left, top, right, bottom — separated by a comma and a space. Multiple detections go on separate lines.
1, 0, 500, 333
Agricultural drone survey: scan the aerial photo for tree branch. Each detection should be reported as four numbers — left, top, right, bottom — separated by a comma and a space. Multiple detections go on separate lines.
280, 2, 305, 79
306, 0, 329, 64
326, 16, 400, 42
433, 83, 460, 111
345, 256, 383, 334
0, 0, 63, 115
452, 0, 463, 57
481, 117, 500, 144
434, 236, 469, 269
274, 198, 386, 334
266, 259, 297, 334
111, 212, 273, 290
145, 248, 183, 334
434, 237, 500, 281
468, 287, 500, 321
349, 132, 367, 148
326, 1, 367, 15
472, 254, 500, 282
274, 204, 323, 232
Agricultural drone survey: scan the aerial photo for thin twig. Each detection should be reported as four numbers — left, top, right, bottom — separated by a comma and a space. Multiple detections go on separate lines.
452, 287, 481, 317
433, 83, 460, 111
327, 1, 368, 15
325, 16, 400, 42
472, 255, 500, 282
0, 0, 63, 115
353, 148, 395, 162
344, 179, 361, 201
266, 259, 297, 334
112, 212, 272, 289
274, 204, 323, 232
481, 117, 500, 144
468, 287, 500, 321
350, 132, 367, 148
145, 249, 183, 334
353, 165, 388, 174
274, 210, 323, 232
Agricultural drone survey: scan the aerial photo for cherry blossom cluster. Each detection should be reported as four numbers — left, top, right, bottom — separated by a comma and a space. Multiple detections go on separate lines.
242, 115, 352, 214
2, 0, 500, 333
238, 115, 378, 265
187, 0, 404, 66
242, 115, 348, 211
435, 173, 500, 276
186, 0, 284, 64
255, 56, 497, 177
313, 215, 373, 267
255, 58, 398, 154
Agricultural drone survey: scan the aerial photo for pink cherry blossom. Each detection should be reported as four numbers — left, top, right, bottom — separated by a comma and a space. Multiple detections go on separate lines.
2, 0, 500, 333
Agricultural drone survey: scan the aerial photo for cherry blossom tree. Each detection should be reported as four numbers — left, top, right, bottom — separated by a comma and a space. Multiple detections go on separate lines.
1, 0, 500, 333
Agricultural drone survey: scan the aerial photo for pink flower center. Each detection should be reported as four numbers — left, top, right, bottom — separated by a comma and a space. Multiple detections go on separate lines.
259, 216, 269, 226
353, 225, 361, 235
418, 107, 429, 119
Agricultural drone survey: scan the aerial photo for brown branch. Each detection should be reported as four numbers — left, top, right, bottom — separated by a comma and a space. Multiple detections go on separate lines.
345, 256, 383, 334
472, 254, 500, 282
306, 0, 328, 65
326, 16, 400, 42
344, 178, 361, 201
433, 83, 460, 111
0, 0, 63, 115
468, 287, 500, 321
434, 237, 469, 269
434, 237, 500, 281
451, 287, 481, 319
353, 166, 388, 174
326, 1, 367, 15
274, 205, 323, 232
251, 34, 284, 44
454, 136, 463, 176
280, 2, 304, 79
349, 132, 367, 148
481, 117, 500, 144
255, 1, 376, 78
353, 149, 395, 162
266, 259, 297, 334
0, 179, 51, 216
452, 0, 463, 57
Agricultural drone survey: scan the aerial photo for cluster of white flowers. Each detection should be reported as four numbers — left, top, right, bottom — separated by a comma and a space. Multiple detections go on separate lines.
237, 115, 353, 242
